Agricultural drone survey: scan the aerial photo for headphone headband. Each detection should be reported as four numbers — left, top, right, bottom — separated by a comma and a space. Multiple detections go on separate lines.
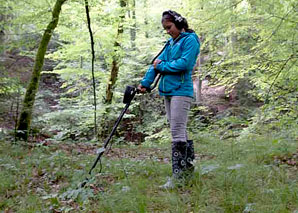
166, 10, 183, 23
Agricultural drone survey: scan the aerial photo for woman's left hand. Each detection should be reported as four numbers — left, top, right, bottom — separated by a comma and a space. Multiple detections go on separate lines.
153, 59, 162, 69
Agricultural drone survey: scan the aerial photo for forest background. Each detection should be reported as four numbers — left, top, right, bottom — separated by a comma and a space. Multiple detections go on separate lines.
0, 0, 297, 212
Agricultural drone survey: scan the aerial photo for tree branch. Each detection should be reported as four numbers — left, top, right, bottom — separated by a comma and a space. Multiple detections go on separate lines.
265, 55, 297, 103
201, 0, 244, 23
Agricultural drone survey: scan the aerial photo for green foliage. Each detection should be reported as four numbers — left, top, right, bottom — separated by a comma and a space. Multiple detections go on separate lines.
1, 0, 298, 211
1, 132, 298, 211
39, 108, 94, 140
0, 77, 23, 96
60, 187, 95, 203
0, 0, 56, 53
1, 0, 297, 142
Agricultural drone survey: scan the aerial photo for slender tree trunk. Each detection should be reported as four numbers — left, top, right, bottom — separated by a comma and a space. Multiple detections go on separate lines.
105, 0, 127, 104
16, 0, 67, 141
84, 0, 98, 138
14, 88, 20, 142
0, 12, 5, 51
143, 0, 149, 38
100, 0, 127, 139
129, 0, 136, 50
193, 54, 202, 104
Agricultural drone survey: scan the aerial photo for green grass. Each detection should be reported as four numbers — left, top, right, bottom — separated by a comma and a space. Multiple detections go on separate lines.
0, 134, 297, 212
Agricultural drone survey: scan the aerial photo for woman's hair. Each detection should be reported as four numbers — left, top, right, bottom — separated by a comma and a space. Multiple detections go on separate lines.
162, 10, 194, 33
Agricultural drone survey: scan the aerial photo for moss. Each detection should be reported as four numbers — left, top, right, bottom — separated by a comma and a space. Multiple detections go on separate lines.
17, 0, 67, 141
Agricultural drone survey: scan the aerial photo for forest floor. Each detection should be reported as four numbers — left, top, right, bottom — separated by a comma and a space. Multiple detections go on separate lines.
1, 134, 297, 212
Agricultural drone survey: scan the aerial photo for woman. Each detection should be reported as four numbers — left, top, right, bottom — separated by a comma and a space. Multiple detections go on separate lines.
138, 10, 200, 187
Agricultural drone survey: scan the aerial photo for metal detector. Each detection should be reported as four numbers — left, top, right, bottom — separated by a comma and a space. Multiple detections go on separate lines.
81, 73, 161, 187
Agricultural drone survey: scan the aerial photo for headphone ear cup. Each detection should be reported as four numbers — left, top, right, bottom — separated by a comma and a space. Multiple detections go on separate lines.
175, 19, 184, 30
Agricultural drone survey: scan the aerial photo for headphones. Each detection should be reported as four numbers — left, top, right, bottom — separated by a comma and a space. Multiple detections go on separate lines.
167, 10, 183, 23
166, 10, 183, 23
163, 10, 185, 30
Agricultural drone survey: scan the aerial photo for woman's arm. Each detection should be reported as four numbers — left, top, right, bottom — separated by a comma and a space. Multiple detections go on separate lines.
156, 36, 200, 73
140, 43, 169, 88
140, 65, 158, 89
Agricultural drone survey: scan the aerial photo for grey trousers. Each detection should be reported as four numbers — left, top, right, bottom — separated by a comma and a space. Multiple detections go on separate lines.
164, 96, 192, 143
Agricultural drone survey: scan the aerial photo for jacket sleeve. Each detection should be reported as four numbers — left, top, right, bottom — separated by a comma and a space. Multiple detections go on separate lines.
156, 36, 200, 73
140, 45, 168, 88
140, 65, 157, 88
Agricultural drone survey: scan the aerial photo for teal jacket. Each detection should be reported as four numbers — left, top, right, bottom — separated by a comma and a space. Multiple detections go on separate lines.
141, 32, 200, 97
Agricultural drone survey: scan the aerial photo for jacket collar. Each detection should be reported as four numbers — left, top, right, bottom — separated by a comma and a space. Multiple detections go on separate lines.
169, 32, 200, 45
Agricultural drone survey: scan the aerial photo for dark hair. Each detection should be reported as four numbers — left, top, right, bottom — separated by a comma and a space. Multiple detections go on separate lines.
162, 10, 194, 33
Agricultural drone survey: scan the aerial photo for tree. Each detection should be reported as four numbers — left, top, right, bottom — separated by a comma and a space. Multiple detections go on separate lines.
128, 0, 137, 50
105, 0, 127, 104
84, 0, 98, 138
16, 0, 67, 140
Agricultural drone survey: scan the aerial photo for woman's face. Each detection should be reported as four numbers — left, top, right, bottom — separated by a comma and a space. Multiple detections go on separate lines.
162, 20, 181, 39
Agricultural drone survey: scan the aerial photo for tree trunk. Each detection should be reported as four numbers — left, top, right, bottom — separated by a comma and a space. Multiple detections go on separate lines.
143, 0, 149, 38
100, 0, 127, 139
193, 54, 202, 104
16, 0, 67, 141
85, 0, 98, 138
129, 0, 136, 50
105, 0, 127, 104
0, 12, 5, 51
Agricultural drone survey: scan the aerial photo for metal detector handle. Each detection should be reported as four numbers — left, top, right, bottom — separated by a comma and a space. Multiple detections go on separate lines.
147, 73, 161, 93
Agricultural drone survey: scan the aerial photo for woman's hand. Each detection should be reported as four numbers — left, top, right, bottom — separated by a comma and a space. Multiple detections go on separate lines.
153, 59, 162, 69
137, 84, 147, 93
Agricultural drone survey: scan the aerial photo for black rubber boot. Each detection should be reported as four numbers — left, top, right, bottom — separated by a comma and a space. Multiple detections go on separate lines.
186, 140, 195, 173
159, 141, 187, 189
172, 141, 187, 179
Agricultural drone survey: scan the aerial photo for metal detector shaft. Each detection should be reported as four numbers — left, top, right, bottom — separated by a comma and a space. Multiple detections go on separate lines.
87, 89, 137, 176
86, 73, 161, 178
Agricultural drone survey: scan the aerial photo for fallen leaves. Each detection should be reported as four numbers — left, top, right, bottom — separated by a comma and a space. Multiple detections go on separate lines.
273, 151, 298, 167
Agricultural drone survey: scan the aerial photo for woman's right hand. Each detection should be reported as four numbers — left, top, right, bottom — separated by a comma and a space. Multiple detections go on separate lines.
137, 84, 147, 93
153, 59, 162, 69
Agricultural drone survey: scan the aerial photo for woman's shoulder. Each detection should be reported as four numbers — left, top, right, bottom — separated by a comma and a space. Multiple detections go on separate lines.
180, 32, 200, 45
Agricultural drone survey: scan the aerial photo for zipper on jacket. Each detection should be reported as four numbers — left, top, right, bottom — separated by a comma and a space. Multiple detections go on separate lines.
162, 75, 166, 92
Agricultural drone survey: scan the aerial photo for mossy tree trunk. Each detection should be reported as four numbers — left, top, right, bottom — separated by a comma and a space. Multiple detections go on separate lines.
100, 0, 127, 139
16, 0, 67, 141
105, 0, 127, 104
